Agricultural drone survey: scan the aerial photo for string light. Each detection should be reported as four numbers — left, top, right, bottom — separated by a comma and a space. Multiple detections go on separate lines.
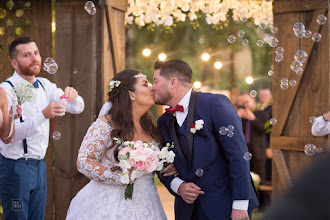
142, 48, 151, 57
214, 61, 223, 69
245, 76, 254, 84
193, 81, 202, 89
201, 52, 210, 61
158, 53, 167, 61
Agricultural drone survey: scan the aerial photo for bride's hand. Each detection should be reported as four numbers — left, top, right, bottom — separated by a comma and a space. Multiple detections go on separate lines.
9, 105, 22, 119
161, 163, 179, 177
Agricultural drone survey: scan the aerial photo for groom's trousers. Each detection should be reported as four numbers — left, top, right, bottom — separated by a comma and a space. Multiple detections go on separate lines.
0, 154, 47, 220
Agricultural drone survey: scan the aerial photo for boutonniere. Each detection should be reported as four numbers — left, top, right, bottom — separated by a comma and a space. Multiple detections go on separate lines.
190, 119, 204, 134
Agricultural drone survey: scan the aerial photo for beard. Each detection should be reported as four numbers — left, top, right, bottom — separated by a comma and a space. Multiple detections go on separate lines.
154, 89, 173, 105
17, 61, 41, 76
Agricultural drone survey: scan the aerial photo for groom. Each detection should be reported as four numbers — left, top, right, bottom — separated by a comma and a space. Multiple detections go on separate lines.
153, 59, 259, 219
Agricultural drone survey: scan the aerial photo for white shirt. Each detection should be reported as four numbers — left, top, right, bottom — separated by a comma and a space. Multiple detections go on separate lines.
311, 116, 330, 136
0, 71, 85, 160
170, 89, 249, 210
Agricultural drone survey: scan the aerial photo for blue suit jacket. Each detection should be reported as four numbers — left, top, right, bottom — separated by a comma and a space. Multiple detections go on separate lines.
158, 91, 259, 219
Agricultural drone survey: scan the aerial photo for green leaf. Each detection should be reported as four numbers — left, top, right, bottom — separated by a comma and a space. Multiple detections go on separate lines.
264, 120, 271, 129
125, 183, 134, 200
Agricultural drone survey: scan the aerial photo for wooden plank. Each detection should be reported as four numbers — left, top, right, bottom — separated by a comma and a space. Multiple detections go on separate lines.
273, 0, 327, 14
272, 149, 292, 187
271, 136, 327, 151
106, 0, 128, 12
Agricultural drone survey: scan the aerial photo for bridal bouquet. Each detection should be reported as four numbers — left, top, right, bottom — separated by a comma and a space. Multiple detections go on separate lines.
114, 138, 175, 199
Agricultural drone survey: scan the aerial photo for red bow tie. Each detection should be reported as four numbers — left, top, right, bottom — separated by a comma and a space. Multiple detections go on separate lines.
166, 104, 184, 115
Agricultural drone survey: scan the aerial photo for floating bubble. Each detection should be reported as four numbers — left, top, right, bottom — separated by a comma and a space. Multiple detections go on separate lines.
227, 131, 234, 138
268, 37, 279, 47
280, 83, 289, 90
240, 17, 248, 22
259, 22, 268, 29
270, 26, 278, 34
256, 40, 264, 47
242, 39, 249, 46
312, 33, 322, 42
295, 67, 303, 75
238, 30, 245, 38
84, 1, 96, 15
289, 80, 297, 87
294, 50, 308, 63
280, 78, 289, 84
316, 147, 323, 153
228, 35, 236, 43
275, 54, 284, 62
316, 14, 327, 25
219, 127, 228, 135
268, 70, 274, 76
295, 30, 305, 38
43, 57, 55, 68
290, 60, 303, 71
304, 144, 317, 156
303, 29, 312, 38
270, 118, 277, 125
293, 22, 305, 34
195, 168, 204, 177
243, 152, 252, 161
275, 47, 284, 55
227, 125, 234, 131
250, 90, 257, 97
309, 116, 316, 124
263, 34, 272, 44
43, 58, 58, 74
52, 131, 61, 140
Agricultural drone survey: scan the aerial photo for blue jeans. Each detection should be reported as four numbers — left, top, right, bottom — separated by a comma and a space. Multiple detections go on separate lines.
0, 154, 47, 220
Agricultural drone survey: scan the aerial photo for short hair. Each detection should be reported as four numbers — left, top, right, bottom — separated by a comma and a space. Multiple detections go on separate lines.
9, 37, 34, 59
154, 59, 192, 84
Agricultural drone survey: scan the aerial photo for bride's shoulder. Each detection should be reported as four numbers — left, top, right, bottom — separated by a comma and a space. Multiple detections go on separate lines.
95, 115, 113, 128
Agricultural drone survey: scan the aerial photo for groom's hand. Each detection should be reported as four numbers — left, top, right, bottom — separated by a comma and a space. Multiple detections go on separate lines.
178, 182, 204, 204
231, 209, 249, 220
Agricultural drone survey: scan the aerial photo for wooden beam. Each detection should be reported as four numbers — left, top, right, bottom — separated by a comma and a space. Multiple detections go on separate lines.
106, 0, 128, 12
272, 149, 292, 187
273, 0, 327, 14
271, 136, 327, 151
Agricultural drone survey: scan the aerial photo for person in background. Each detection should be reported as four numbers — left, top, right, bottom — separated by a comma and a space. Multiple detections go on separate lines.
311, 111, 330, 136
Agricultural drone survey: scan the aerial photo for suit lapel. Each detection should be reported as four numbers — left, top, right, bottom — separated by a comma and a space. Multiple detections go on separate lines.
169, 116, 188, 164
185, 90, 197, 169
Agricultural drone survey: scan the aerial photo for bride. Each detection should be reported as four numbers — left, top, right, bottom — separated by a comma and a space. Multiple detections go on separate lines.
66, 69, 176, 220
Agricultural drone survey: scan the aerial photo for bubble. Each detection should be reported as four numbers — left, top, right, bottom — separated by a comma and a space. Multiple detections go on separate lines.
295, 31, 305, 38
44, 57, 55, 68
309, 116, 316, 124
242, 39, 249, 46
43, 58, 58, 74
240, 17, 248, 22
295, 67, 303, 75
280, 82, 289, 90
250, 90, 257, 97
312, 33, 322, 42
256, 40, 264, 47
270, 26, 278, 34
280, 78, 288, 84
294, 50, 308, 63
243, 152, 252, 160
304, 144, 317, 156
268, 70, 274, 76
293, 22, 305, 34
289, 80, 297, 87
259, 22, 268, 29
52, 131, 61, 140
219, 127, 228, 135
270, 118, 277, 125
238, 30, 245, 38
84, 1, 96, 15
290, 60, 303, 71
316, 147, 323, 153
275, 54, 284, 62
268, 37, 279, 47
227, 131, 234, 138
303, 29, 312, 38
316, 14, 327, 25
227, 125, 234, 131
195, 168, 204, 177
228, 35, 236, 43
275, 47, 284, 55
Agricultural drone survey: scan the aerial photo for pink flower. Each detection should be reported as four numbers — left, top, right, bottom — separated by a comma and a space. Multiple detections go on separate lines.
145, 158, 157, 173
118, 146, 131, 156
127, 158, 136, 167
135, 161, 145, 170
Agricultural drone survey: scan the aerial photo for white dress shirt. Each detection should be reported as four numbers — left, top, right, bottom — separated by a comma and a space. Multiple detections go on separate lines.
0, 71, 85, 160
169, 89, 249, 210
311, 116, 330, 136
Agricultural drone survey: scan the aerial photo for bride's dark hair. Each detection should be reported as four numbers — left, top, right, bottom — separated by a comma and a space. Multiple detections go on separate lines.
106, 68, 161, 159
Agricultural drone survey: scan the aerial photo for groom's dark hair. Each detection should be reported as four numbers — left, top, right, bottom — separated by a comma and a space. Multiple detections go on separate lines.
154, 59, 192, 84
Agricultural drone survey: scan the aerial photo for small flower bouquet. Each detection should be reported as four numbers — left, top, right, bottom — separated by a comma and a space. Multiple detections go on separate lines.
13, 82, 37, 105
190, 119, 204, 134
115, 138, 175, 199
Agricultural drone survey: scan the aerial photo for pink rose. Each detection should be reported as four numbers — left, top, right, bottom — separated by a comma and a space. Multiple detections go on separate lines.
145, 158, 157, 173
118, 146, 131, 156
127, 158, 136, 167
135, 161, 145, 170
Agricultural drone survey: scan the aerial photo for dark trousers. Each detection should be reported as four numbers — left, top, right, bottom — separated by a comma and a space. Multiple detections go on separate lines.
0, 154, 47, 220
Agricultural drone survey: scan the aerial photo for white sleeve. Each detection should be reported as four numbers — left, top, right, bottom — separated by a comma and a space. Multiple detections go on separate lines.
98, 101, 112, 118
170, 177, 185, 194
311, 116, 330, 136
232, 200, 249, 210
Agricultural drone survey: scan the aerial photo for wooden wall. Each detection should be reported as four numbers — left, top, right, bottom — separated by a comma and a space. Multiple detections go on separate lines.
271, 0, 329, 197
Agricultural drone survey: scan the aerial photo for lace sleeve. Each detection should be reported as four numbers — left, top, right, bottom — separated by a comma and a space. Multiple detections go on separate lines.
77, 119, 123, 185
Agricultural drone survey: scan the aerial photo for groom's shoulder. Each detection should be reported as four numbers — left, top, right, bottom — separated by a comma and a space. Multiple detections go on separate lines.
197, 92, 230, 104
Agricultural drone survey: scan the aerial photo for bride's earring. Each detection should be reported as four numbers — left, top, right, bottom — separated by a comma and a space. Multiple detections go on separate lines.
132, 98, 135, 101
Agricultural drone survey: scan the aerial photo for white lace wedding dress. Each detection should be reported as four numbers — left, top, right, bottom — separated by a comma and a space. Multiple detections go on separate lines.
66, 119, 167, 220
